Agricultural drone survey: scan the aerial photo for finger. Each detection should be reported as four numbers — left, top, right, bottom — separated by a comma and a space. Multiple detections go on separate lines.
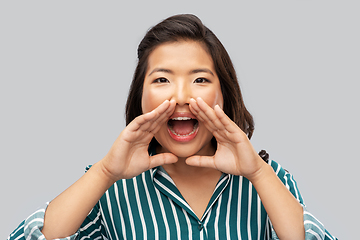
192, 97, 225, 132
145, 100, 175, 133
185, 155, 217, 169
190, 101, 225, 141
191, 98, 214, 124
132, 100, 174, 132
129, 111, 162, 133
194, 98, 243, 143
149, 153, 178, 169
190, 98, 218, 132
142, 99, 171, 123
214, 104, 239, 133
189, 98, 205, 122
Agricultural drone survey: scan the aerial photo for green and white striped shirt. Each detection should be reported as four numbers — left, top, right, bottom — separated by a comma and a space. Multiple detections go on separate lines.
8, 159, 337, 240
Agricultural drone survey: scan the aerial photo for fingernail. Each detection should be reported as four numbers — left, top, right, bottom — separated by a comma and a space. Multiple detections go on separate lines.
215, 104, 222, 110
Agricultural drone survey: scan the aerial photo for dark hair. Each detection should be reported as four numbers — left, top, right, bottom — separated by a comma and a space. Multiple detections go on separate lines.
125, 14, 255, 139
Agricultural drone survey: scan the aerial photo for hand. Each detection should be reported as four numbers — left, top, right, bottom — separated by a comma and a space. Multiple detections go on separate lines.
188, 98, 305, 239
187, 97, 265, 180
100, 100, 178, 181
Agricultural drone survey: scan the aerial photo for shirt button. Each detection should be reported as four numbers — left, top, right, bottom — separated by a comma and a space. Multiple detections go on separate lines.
198, 223, 203, 231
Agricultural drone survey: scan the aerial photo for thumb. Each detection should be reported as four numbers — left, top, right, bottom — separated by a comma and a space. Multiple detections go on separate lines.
149, 153, 178, 169
186, 155, 216, 169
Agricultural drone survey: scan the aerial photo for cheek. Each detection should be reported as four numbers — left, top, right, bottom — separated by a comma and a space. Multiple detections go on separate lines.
199, 88, 224, 109
141, 88, 169, 113
141, 91, 155, 114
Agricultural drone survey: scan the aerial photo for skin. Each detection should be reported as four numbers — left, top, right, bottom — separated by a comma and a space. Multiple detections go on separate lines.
141, 40, 224, 219
142, 40, 223, 159
41, 41, 305, 239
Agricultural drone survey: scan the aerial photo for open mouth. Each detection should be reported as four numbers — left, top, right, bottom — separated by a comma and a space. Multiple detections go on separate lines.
167, 117, 199, 140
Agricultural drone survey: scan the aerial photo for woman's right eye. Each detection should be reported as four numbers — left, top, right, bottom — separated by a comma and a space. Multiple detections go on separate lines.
153, 78, 169, 83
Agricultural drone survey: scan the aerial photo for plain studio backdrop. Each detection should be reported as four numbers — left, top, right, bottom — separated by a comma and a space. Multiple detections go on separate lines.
1, 1, 358, 239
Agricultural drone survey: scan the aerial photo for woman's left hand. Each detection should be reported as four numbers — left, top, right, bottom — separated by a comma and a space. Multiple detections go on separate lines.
189, 98, 305, 239
187, 97, 266, 180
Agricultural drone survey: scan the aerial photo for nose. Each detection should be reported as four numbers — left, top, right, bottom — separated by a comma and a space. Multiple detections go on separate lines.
171, 80, 191, 106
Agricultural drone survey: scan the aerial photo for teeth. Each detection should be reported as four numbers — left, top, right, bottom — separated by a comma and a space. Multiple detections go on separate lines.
171, 117, 192, 120
169, 122, 198, 137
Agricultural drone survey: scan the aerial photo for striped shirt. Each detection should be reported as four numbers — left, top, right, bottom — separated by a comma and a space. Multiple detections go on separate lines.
8, 159, 337, 240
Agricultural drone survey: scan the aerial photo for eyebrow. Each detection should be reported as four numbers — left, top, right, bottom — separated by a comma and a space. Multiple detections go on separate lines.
190, 68, 214, 76
148, 68, 173, 76
148, 68, 215, 76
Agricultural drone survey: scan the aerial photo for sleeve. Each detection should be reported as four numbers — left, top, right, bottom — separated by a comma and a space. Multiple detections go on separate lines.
7, 165, 109, 240
266, 159, 338, 240
7, 202, 108, 240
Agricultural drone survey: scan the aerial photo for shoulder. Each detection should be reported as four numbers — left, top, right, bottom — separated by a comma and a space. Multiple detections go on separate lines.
267, 159, 305, 205
267, 159, 288, 179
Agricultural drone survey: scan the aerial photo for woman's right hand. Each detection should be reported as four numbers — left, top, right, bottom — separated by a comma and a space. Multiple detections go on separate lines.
99, 99, 177, 182
42, 101, 176, 239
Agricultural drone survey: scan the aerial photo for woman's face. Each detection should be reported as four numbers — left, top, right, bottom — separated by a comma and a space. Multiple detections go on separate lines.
141, 40, 224, 158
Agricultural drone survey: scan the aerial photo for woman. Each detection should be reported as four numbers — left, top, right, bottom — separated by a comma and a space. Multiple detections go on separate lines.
8, 14, 337, 240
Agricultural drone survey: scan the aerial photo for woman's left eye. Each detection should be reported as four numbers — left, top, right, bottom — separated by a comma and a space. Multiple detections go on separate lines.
153, 77, 169, 83
194, 78, 209, 83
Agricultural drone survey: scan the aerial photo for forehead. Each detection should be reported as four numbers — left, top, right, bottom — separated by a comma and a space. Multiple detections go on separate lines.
146, 40, 215, 74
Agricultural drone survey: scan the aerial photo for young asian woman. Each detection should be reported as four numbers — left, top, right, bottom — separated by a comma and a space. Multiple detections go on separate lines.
8, 14, 337, 240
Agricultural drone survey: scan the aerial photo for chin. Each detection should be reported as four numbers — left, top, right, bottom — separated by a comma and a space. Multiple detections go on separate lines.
170, 147, 199, 158
155, 136, 214, 159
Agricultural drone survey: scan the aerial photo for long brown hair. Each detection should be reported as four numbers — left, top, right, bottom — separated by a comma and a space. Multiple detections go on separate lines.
125, 14, 255, 139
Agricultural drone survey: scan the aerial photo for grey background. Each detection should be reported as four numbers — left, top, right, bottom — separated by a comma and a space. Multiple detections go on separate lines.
1, 1, 358, 239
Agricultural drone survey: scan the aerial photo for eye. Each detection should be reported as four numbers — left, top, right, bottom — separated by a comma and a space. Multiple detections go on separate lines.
194, 78, 210, 84
153, 77, 169, 83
